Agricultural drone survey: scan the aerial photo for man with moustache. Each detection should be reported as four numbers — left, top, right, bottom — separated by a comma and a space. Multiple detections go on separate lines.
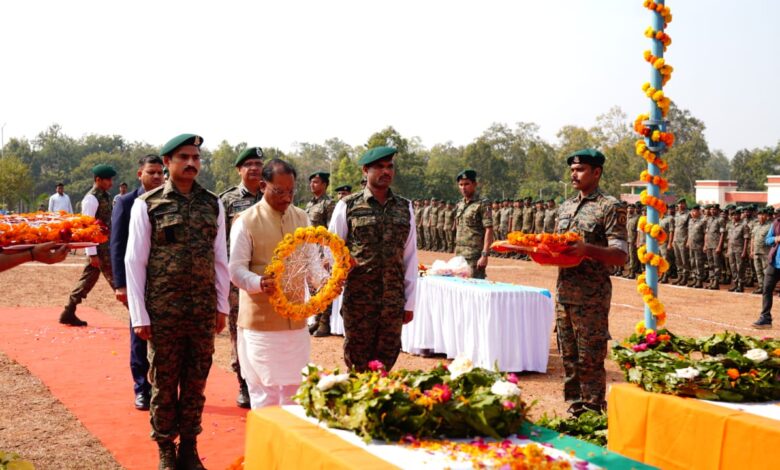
219, 146, 264, 408
125, 134, 229, 470
554, 149, 627, 416
110, 154, 165, 411
329, 146, 418, 372
454, 169, 494, 279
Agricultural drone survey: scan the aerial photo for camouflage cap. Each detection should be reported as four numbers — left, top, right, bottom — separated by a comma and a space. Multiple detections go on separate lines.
160, 133, 203, 157
456, 169, 477, 182
91, 164, 117, 179
358, 146, 397, 166
235, 146, 264, 166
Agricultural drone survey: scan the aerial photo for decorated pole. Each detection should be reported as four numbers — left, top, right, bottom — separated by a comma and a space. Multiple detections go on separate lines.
634, 0, 673, 332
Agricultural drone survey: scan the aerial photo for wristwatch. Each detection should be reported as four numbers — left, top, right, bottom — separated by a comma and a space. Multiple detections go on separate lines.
481, 251, 489, 257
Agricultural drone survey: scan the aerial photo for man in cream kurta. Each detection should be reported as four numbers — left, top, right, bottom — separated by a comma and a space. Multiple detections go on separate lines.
229, 159, 328, 408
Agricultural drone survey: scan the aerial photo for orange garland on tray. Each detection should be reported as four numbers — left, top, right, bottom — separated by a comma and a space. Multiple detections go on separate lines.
0, 211, 108, 247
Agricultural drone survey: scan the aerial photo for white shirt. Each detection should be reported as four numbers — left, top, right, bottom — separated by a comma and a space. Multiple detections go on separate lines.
328, 198, 418, 311
81, 193, 100, 256
48, 193, 73, 213
124, 197, 230, 327
229, 210, 328, 295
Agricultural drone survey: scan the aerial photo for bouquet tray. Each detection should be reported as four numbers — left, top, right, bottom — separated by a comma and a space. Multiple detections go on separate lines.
490, 241, 584, 268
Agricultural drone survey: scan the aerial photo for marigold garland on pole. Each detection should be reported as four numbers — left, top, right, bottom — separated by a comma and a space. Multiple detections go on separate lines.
635, 0, 674, 333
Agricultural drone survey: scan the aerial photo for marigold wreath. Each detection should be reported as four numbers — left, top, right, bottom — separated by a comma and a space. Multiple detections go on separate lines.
264, 225, 352, 321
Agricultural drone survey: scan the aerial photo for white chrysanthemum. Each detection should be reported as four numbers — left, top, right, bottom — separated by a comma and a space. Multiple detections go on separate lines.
674, 367, 700, 380
449, 356, 474, 380
301, 363, 322, 376
316, 373, 350, 391
744, 349, 769, 363
490, 380, 522, 398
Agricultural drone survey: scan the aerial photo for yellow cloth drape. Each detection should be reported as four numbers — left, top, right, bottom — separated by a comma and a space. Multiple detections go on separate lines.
244, 407, 399, 469
608, 383, 780, 470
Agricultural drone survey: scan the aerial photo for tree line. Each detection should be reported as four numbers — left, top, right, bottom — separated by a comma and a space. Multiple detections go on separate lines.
1, 103, 777, 212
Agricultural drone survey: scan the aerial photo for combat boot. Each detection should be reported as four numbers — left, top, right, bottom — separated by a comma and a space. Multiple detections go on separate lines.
693, 280, 703, 289
708, 280, 720, 290
157, 441, 177, 470
177, 439, 206, 470
313, 310, 331, 337
308, 314, 320, 335
659, 273, 669, 284
733, 285, 744, 293
752, 316, 772, 329
59, 303, 87, 327
236, 377, 250, 409
752, 287, 763, 295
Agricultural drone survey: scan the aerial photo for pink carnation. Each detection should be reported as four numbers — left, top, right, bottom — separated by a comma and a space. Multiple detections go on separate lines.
632, 343, 648, 352
368, 360, 385, 371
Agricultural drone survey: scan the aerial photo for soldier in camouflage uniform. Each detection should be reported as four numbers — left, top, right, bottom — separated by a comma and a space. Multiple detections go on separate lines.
544, 199, 557, 234
59, 164, 117, 326
554, 149, 628, 415
533, 200, 545, 234
219, 146, 264, 409
726, 208, 750, 292
436, 200, 448, 252
429, 199, 441, 251
443, 201, 455, 253
414, 200, 424, 249
744, 206, 758, 287
305, 171, 337, 337
670, 198, 691, 285
751, 208, 772, 294
522, 197, 535, 233
491, 201, 501, 240
500, 200, 513, 240
687, 205, 708, 288
510, 200, 524, 259
658, 205, 675, 283
455, 170, 494, 279
625, 204, 639, 278
420, 199, 431, 250
125, 134, 229, 470
329, 146, 417, 372
704, 204, 725, 290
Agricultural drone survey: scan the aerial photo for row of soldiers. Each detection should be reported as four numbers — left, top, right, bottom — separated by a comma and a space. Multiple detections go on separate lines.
621, 199, 774, 292
413, 197, 559, 253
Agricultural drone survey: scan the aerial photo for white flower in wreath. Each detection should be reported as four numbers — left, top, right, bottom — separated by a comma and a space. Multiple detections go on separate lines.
301, 363, 323, 376
316, 373, 350, 391
448, 356, 474, 380
744, 348, 769, 363
674, 367, 700, 380
491, 380, 522, 398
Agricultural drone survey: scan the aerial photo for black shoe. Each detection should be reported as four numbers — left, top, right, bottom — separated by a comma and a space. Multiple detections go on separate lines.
752, 317, 772, 329
177, 439, 206, 470
728, 285, 738, 292
59, 306, 87, 327
733, 286, 744, 293
135, 392, 150, 410
236, 381, 250, 409
752, 288, 763, 295
313, 322, 331, 337
158, 441, 177, 470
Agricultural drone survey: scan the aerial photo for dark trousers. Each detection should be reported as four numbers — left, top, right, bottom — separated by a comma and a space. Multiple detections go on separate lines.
129, 320, 151, 395
759, 263, 780, 322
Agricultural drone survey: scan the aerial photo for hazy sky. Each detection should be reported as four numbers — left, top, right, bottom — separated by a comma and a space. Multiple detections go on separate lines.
1, 0, 778, 157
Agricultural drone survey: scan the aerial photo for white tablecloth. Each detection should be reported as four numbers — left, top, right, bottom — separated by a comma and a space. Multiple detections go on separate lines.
331, 275, 554, 372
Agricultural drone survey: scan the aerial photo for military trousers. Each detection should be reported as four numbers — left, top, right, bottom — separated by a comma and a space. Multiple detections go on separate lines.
727, 252, 747, 287
341, 297, 405, 372
690, 247, 707, 281
68, 245, 114, 306
461, 255, 486, 279
672, 242, 690, 278
555, 302, 609, 410
423, 227, 432, 250
416, 226, 425, 249
705, 249, 722, 282
147, 314, 216, 442
754, 254, 767, 288
228, 284, 242, 378
628, 242, 640, 274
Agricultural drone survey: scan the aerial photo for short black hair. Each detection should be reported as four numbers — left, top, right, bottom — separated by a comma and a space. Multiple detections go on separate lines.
119, 182, 128, 187
56, 182, 64, 187
138, 154, 163, 166
262, 158, 297, 183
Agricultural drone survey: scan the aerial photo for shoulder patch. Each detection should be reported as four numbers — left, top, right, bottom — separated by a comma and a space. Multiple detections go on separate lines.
218, 186, 238, 198
139, 185, 165, 201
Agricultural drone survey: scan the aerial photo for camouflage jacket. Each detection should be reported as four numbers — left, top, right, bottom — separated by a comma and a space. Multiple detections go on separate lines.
443, 207, 455, 230
543, 208, 557, 234
660, 214, 674, 241
752, 219, 771, 254
522, 206, 535, 232
673, 210, 690, 245
704, 216, 725, 249
413, 205, 423, 227
510, 207, 523, 232
688, 217, 707, 247
141, 180, 220, 319
305, 193, 336, 228
533, 209, 545, 234
421, 205, 431, 227
89, 186, 112, 247
436, 206, 447, 228
626, 214, 639, 244
455, 197, 492, 260
499, 207, 512, 231
429, 205, 440, 229
219, 182, 262, 251
342, 188, 411, 310
727, 219, 750, 254
555, 188, 627, 307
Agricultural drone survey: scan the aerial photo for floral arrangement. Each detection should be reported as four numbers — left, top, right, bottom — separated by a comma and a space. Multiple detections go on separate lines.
0, 450, 34, 470
418, 263, 428, 276
295, 358, 528, 442
264, 225, 352, 321
504, 232, 581, 251
535, 411, 608, 447
612, 329, 780, 402
402, 437, 574, 469
0, 211, 108, 247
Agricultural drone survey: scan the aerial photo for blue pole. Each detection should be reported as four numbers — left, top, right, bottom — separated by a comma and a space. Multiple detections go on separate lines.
643, 0, 666, 331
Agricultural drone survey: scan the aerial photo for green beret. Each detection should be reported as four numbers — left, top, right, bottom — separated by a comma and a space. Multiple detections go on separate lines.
724, 204, 735, 210
456, 169, 477, 182
92, 164, 117, 179
358, 146, 397, 166
692, 204, 702, 210
161, 133, 203, 157
566, 148, 606, 167
676, 197, 687, 204
308, 172, 330, 183
335, 185, 352, 192
235, 147, 264, 166
734, 207, 744, 214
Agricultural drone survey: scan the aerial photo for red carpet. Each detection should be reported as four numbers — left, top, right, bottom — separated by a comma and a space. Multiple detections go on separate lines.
0, 307, 246, 469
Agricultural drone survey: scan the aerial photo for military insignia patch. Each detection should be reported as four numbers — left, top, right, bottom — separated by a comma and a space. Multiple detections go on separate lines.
193, 136, 202, 146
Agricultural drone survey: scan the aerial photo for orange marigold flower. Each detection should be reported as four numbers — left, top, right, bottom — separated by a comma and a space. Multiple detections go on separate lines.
727, 369, 740, 380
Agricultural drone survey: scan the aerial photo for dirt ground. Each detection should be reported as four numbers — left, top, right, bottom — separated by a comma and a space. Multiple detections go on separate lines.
0, 250, 776, 468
